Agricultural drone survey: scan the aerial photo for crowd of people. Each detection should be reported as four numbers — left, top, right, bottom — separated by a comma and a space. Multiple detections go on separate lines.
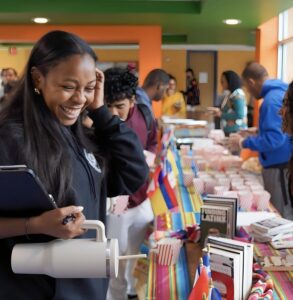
0, 29, 293, 300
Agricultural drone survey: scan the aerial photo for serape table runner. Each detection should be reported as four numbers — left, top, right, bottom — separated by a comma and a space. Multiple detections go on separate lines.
253, 242, 293, 300
147, 246, 191, 300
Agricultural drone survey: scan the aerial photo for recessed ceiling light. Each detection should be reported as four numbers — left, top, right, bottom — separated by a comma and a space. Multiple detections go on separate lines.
223, 19, 241, 25
32, 17, 49, 24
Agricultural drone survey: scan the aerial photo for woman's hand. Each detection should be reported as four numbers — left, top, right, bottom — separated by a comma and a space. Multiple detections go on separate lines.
228, 133, 244, 152
88, 68, 105, 111
207, 107, 221, 116
29, 206, 86, 239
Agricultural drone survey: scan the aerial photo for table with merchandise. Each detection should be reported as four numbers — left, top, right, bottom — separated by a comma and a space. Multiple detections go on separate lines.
142, 127, 293, 300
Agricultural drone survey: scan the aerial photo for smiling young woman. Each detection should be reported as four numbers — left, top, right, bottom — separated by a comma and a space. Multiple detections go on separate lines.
0, 30, 148, 300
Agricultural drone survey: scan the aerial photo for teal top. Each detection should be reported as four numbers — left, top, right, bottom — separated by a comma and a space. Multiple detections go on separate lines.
221, 88, 247, 134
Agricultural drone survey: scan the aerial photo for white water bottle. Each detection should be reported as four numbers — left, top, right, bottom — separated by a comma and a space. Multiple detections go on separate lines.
11, 220, 120, 278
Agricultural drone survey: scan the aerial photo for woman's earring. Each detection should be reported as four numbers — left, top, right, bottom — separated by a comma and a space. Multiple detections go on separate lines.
34, 88, 40, 95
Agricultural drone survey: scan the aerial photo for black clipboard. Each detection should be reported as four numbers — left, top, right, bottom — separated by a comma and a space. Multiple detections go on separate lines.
0, 165, 57, 217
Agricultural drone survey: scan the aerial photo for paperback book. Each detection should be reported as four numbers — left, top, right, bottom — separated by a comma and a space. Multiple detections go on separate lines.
207, 236, 253, 300
200, 201, 234, 245
209, 246, 241, 300
204, 195, 238, 236
251, 217, 293, 235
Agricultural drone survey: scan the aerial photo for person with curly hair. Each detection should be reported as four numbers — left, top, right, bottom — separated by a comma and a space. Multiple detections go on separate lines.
280, 80, 293, 218
104, 67, 157, 300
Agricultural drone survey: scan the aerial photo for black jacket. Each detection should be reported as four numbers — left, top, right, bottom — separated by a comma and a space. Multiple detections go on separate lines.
0, 105, 148, 300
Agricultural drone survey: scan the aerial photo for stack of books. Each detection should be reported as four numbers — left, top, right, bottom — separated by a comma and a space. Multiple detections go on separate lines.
200, 195, 238, 245
207, 236, 253, 300
250, 217, 293, 248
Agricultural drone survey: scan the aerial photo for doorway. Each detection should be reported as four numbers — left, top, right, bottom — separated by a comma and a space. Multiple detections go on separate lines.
187, 51, 217, 108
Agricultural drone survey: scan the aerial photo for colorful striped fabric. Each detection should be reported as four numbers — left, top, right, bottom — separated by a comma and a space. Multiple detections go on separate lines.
147, 247, 191, 300
148, 131, 292, 299
155, 211, 200, 232
253, 242, 293, 299
173, 146, 203, 213
146, 138, 204, 299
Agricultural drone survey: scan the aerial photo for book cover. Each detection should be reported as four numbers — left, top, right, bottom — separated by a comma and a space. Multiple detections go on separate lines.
207, 236, 253, 299
251, 217, 293, 235
204, 195, 238, 236
209, 247, 241, 300
200, 204, 232, 246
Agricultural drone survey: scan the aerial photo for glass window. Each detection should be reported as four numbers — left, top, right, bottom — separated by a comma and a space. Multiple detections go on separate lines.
281, 42, 293, 83
278, 6, 293, 83
285, 7, 293, 39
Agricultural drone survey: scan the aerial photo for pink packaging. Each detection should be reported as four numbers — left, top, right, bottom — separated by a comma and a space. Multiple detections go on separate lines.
209, 158, 222, 171
157, 238, 182, 266
198, 174, 212, 180
231, 182, 245, 190
220, 158, 232, 171
230, 175, 243, 181
234, 185, 250, 191
193, 155, 204, 161
193, 178, 205, 194
214, 185, 229, 196
217, 178, 231, 187
111, 195, 129, 215
245, 180, 258, 186
223, 191, 238, 198
225, 170, 238, 175
180, 145, 190, 155
250, 185, 264, 191
254, 191, 271, 211
238, 191, 253, 211
182, 155, 194, 168
204, 178, 217, 194
197, 160, 207, 171
214, 173, 228, 179
183, 171, 194, 187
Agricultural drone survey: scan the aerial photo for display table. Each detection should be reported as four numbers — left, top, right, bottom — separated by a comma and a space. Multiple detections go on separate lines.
254, 242, 293, 300
146, 229, 293, 300
146, 243, 202, 300
145, 129, 293, 299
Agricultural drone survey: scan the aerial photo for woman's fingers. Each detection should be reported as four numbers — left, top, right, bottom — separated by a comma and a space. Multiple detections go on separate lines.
36, 206, 87, 239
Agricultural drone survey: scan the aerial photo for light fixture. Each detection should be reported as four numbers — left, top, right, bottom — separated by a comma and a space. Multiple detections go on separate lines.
32, 17, 49, 24
223, 19, 241, 25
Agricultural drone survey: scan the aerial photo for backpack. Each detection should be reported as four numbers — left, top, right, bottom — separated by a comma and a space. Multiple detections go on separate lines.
137, 103, 153, 136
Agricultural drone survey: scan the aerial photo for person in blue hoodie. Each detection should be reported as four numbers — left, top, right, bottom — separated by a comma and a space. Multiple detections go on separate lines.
229, 62, 293, 219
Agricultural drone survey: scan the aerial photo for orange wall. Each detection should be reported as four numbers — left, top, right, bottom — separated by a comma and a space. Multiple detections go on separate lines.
0, 25, 162, 84
162, 50, 187, 91
256, 17, 278, 77
0, 48, 31, 76
0, 48, 140, 76
0, 46, 255, 113
0, 25, 163, 117
94, 49, 138, 63
217, 51, 255, 94
254, 17, 279, 126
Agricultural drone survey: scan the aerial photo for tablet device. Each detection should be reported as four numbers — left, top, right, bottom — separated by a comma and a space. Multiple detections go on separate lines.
0, 165, 57, 217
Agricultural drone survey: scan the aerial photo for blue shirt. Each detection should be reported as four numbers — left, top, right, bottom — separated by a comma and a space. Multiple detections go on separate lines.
243, 79, 292, 168
136, 87, 152, 111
